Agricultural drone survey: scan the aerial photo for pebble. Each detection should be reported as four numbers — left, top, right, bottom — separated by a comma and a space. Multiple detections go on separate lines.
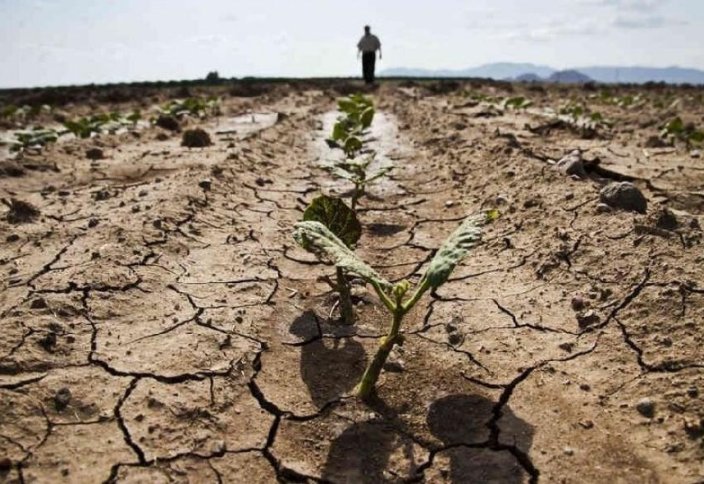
599, 182, 648, 214
635, 397, 655, 418
54, 387, 72, 411
576, 310, 600, 328
595, 203, 612, 214
85, 147, 104, 160
445, 200, 455, 208
563, 447, 574, 456
691, 149, 701, 158
199, 179, 212, 191
571, 295, 585, 311
495, 195, 509, 205
555, 150, 586, 178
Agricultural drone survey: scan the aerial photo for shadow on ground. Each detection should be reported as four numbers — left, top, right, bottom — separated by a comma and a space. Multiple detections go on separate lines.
289, 310, 367, 408
322, 394, 534, 483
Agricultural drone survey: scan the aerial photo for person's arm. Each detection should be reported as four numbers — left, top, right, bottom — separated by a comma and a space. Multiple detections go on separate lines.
378, 45, 382, 60
377, 37, 382, 60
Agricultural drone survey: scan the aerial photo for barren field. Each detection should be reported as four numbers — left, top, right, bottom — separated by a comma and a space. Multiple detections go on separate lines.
1, 79, 703, 483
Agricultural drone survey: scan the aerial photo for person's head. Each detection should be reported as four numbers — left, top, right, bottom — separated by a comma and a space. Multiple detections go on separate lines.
364, 25, 370, 34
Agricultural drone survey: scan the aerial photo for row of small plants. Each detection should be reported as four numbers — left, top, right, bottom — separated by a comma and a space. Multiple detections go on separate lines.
293, 94, 497, 399
1, 96, 220, 153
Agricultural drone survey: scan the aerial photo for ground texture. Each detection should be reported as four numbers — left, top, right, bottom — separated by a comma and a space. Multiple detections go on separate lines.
1, 80, 704, 483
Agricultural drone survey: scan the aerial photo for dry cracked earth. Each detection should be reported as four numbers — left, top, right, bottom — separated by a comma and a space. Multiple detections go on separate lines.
1, 80, 703, 483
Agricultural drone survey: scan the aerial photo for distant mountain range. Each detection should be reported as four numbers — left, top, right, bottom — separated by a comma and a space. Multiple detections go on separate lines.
380, 62, 704, 84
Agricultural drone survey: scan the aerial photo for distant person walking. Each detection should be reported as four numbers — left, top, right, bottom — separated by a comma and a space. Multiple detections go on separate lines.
357, 25, 381, 84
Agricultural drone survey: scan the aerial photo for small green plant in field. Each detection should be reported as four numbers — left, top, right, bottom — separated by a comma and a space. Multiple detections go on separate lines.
660, 117, 704, 147
329, 94, 374, 158
160, 96, 221, 119
500, 96, 532, 110
330, 154, 391, 210
301, 195, 362, 324
4, 128, 60, 152
62, 111, 139, 138
294, 210, 499, 399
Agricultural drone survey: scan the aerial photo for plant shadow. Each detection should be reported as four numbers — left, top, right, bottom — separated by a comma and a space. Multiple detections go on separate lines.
289, 310, 367, 408
321, 393, 534, 483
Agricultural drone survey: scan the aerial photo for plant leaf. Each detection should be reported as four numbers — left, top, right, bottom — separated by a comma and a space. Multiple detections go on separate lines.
422, 210, 500, 288
303, 195, 361, 248
293, 221, 391, 289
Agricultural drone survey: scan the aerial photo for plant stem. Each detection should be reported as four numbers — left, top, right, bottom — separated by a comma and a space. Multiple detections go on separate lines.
336, 267, 355, 325
355, 309, 403, 400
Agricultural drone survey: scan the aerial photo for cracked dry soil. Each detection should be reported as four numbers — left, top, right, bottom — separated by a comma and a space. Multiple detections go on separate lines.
1, 80, 704, 483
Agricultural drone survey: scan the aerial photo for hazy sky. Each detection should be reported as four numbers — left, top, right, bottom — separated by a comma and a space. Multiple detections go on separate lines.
1, 0, 703, 87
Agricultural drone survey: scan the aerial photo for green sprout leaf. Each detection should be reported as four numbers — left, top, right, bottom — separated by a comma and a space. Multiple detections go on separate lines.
360, 106, 375, 129
303, 195, 361, 248
343, 136, 363, 155
293, 221, 391, 290
422, 210, 499, 288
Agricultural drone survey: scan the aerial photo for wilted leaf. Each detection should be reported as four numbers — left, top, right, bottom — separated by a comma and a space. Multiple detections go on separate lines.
360, 107, 375, 128
293, 221, 391, 289
422, 210, 499, 288
303, 195, 361, 248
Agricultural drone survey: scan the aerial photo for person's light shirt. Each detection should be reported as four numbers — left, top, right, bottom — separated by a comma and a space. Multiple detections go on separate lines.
357, 34, 381, 53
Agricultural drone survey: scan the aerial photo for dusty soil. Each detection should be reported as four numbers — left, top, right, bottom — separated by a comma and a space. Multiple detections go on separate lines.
1, 80, 704, 483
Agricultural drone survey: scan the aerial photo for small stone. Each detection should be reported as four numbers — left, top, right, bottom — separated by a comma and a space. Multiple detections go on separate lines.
156, 114, 180, 132
445, 323, 457, 333
579, 383, 591, 391
555, 150, 586, 178
85, 147, 104, 160
6, 234, 20, 242
654, 207, 678, 231
691, 149, 701, 158
558, 342, 574, 352
635, 397, 655, 418
595, 203, 612, 214
445, 200, 455, 208
576, 310, 600, 328
578, 419, 594, 429
687, 386, 698, 398
448, 332, 463, 346
599, 182, 647, 214
0, 457, 12, 472
565, 192, 575, 200
383, 360, 405, 373
181, 128, 212, 148
571, 295, 585, 311
198, 179, 212, 191
563, 447, 574, 456
88, 218, 99, 228
495, 195, 509, 205
54, 387, 72, 411
684, 417, 704, 438
30, 298, 47, 309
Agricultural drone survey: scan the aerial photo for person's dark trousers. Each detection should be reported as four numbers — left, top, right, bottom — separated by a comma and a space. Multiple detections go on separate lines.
362, 52, 376, 84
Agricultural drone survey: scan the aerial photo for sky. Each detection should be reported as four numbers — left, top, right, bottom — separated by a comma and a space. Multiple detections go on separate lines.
1, 0, 703, 88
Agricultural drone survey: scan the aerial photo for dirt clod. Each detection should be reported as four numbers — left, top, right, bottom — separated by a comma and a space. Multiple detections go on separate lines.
198, 179, 212, 191
86, 147, 104, 160
599, 182, 648, 214
156, 114, 180, 132
555, 150, 586, 178
636, 397, 656, 418
3, 198, 40, 224
181, 128, 212, 148
576, 310, 600, 328
54, 387, 72, 411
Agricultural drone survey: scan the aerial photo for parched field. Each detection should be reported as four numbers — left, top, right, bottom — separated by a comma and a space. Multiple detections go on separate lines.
1, 79, 703, 483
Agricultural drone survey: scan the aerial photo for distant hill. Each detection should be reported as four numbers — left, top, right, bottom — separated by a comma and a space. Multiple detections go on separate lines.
380, 62, 704, 84
381, 62, 555, 80
547, 70, 592, 84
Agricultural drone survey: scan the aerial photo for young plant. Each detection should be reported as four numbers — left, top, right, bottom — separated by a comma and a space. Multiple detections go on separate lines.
328, 94, 375, 158
5, 128, 60, 152
329, 154, 392, 210
301, 195, 362, 324
660, 117, 704, 147
293, 210, 499, 399
160, 96, 221, 119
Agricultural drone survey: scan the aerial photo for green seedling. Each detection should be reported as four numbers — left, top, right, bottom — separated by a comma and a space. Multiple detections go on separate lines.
160, 96, 221, 119
5, 128, 60, 152
293, 210, 499, 399
330, 153, 392, 210
500, 96, 532, 110
302, 195, 361, 324
328, 94, 375, 158
660, 117, 704, 147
